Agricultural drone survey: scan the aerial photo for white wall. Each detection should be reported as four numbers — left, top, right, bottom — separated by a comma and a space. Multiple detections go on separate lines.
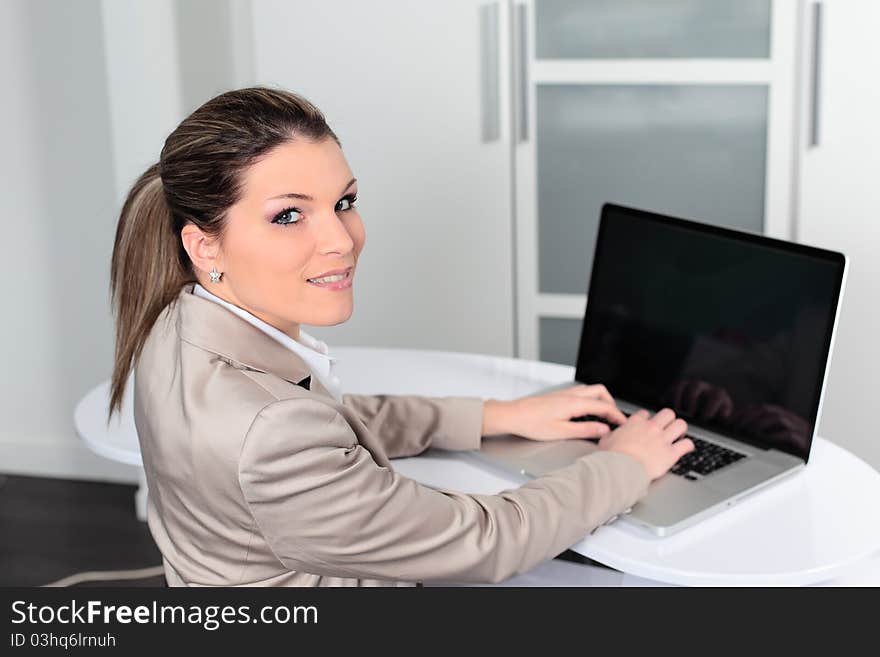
0, 0, 138, 483
173, 0, 255, 114
101, 0, 184, 207
0, 0, 243, 483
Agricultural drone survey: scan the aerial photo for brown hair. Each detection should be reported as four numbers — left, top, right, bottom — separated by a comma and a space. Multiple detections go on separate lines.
107, 86, 340, 423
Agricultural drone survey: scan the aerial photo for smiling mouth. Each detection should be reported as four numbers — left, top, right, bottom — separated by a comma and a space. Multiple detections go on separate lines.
306, 269, 353, 289
307, 270, 351, 284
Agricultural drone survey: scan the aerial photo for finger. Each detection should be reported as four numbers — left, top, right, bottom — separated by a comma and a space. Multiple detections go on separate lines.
650, 407, 677, 429
629, 409, 650, 423
663, 418, 688, 443
671, 437, 695, 460
570, 421, 612, 440
575, 383, 614, 405
590, 383, 614, 404
576, 399, 627, 426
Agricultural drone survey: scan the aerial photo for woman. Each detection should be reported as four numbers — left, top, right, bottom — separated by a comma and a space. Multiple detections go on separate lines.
108, 86, 693, 587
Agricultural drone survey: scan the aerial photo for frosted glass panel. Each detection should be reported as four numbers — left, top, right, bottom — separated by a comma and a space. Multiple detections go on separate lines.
535, 0, 771, 59
539, 317, 582, 366
537, 84, 767, 295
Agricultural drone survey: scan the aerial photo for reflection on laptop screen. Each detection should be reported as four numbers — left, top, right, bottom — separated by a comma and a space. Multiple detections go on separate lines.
577, 204, 845, 461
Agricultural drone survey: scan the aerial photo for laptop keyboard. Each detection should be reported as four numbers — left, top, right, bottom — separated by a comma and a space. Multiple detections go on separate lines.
570, 414, 747, 480
669, 436, 746, 480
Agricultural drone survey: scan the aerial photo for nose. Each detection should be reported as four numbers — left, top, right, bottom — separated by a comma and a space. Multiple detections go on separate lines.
315, 209, 356, 255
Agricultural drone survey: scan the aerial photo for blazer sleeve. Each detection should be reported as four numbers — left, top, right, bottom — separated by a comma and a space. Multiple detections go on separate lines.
238, 397, 651, 584
341, 393, 484, 457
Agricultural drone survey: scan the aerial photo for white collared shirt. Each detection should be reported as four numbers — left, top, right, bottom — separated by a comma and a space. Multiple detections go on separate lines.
191, 283, 343, 402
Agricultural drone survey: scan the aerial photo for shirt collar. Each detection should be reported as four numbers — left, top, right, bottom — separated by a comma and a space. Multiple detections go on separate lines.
173, 282, 333, 398
191, 283, 335, 381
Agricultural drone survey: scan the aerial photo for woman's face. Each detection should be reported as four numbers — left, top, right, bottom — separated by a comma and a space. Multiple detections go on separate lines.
186, 137, 365, 339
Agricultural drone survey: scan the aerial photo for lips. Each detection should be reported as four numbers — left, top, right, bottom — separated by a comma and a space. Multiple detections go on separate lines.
307, 266, 353, 281
307, 269, 353, 290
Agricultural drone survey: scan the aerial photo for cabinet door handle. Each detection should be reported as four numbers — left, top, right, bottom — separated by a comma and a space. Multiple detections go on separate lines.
514, 2, 529, 143
809, 2, 824, 148
479, 2, 501, 142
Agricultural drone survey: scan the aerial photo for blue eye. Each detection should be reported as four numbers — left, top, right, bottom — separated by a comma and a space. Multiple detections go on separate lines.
337, 193, 358, 212
271, 194, 358, 227
272, 207, 302, 226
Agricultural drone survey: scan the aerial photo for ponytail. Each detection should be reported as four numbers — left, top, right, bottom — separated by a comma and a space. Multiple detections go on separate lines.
107, 163, 192, 424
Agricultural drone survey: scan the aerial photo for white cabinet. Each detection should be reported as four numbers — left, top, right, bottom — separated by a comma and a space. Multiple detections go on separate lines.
513, 0, 800, 363
795, 0, 880, 467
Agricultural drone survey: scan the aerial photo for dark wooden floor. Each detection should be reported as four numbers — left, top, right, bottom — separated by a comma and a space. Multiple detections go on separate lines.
0, 473, 164, 586
0, 472, 607, 587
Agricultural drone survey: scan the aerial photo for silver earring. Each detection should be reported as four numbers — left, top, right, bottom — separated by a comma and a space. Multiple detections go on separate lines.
209, 267, 222, 283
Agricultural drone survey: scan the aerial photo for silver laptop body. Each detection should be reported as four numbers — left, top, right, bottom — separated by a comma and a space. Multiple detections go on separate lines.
470, 204, 847, 537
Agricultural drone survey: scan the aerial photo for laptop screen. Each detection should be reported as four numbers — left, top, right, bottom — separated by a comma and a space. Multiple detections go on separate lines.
576, 204, 846, 462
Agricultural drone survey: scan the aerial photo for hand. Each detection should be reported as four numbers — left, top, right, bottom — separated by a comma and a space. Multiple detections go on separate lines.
495, 383, 628, 441
597, 408, 694, 481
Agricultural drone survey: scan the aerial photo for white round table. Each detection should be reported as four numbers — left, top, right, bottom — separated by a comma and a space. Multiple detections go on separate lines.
75, 346, 880, 586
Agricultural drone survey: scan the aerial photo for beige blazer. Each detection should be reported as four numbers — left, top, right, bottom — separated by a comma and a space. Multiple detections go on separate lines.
133, 283, 651, 586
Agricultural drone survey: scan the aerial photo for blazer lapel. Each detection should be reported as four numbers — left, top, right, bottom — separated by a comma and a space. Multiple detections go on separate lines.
292, 373, 334, 400
175, 283, 334, 400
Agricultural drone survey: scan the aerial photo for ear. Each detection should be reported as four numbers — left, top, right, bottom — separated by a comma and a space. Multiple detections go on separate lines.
180, 223, 222, 274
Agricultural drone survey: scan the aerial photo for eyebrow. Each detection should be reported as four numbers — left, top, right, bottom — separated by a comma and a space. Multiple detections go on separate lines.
267, 177, 357, 202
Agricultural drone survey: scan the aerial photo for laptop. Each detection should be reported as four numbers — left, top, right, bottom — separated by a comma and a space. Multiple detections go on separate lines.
471, 203, 847, 537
